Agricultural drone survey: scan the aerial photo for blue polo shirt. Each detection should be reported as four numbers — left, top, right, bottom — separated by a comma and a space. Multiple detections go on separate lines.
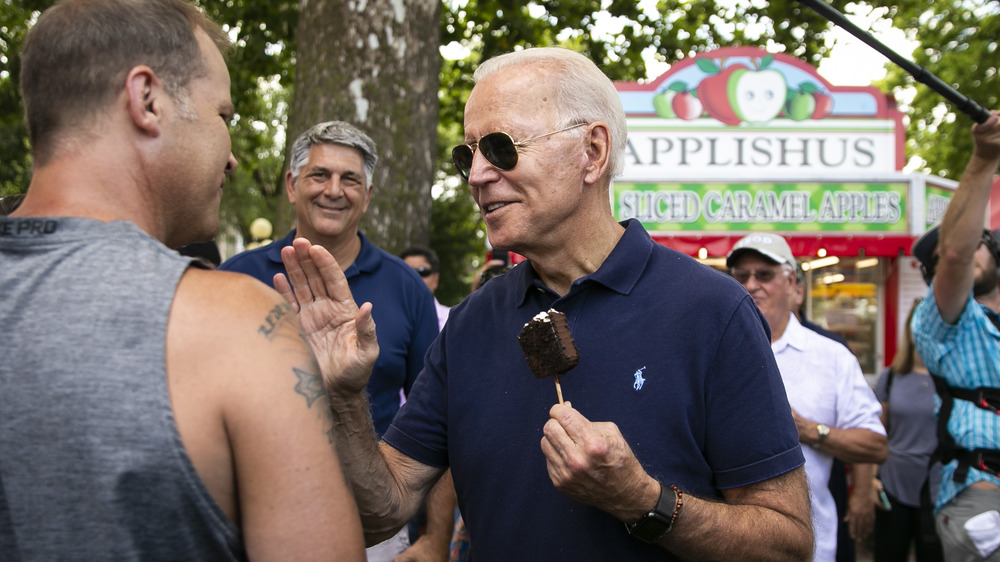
219, 229, 439, 436
384, 219, 804, 561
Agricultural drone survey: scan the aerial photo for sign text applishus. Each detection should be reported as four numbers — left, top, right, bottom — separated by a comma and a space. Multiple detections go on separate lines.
621, 120, 898, 182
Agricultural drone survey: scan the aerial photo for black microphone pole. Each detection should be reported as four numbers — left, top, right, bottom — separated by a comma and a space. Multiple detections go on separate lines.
797, 0, 991, 123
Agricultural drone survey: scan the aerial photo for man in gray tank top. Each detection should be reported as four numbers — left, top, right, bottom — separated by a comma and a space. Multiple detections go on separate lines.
0, 1, 369, 559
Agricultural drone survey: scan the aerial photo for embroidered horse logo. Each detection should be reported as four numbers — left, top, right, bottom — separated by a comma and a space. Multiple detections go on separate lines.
633, 366, 647, 391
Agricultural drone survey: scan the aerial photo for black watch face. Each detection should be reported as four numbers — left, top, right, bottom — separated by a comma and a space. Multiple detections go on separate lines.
631, 516, 670, 543
628, 484, 676, 543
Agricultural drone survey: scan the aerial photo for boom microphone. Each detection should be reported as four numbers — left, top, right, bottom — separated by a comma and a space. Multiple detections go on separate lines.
797, 0, 991, 123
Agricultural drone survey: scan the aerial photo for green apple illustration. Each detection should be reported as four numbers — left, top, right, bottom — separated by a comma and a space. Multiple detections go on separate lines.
653, 89, 677, 118
785, 82, 829, 120
727, 68, 787, 124
786, 90, 816, 121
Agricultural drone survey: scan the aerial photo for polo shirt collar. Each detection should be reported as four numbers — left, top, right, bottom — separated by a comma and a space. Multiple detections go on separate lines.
772, 312, 807, 353
264, 228, 298, 265
346, 231, 379, 277
264, 228, 377, 278
515, 218, 653, 307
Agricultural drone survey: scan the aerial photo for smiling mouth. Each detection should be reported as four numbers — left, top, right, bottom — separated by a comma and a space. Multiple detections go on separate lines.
484, 202, 509, 213
316, 202, 347, 213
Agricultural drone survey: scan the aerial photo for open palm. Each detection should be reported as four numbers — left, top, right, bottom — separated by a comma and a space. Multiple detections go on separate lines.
274, 238, 379, 395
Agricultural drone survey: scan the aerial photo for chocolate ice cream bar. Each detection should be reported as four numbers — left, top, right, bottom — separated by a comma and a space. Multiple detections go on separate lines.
518, 309, 578, 402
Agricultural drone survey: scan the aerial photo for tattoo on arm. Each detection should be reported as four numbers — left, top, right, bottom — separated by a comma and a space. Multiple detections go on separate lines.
293, 367, 324, 407
293, 366, 336, 444
257, 302, 337, 443
258, 303, 293, 340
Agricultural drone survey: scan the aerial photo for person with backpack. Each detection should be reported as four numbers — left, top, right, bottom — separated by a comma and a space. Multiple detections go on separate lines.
910, 111, 1000, 562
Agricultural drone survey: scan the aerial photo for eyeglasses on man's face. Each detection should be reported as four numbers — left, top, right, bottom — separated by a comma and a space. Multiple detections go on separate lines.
730, 268, 786, 285
451, 123, 587, 181
414, 266, 435, 278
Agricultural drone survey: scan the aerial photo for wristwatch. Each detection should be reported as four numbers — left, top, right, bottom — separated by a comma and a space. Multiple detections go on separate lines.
626, 483, 677, 544
815, 423, 831, 447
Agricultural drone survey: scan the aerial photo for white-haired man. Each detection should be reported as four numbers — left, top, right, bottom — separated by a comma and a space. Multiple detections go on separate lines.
726, 232, 887, 562
280, 47, 814, 560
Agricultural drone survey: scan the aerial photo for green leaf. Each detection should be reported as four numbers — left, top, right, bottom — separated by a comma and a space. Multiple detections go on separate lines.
696, 58, 720, 74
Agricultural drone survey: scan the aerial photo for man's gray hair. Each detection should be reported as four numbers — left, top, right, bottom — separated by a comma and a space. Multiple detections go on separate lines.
472, 47, 628, 180
288, 121, 378, 189
791, 262, 804, 285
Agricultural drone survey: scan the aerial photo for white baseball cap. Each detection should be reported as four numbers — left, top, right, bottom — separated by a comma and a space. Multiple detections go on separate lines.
726, 233, 797, 268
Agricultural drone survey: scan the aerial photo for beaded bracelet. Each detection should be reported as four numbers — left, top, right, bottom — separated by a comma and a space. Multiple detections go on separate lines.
626, 483, 686, 542
666, 485, 683, 531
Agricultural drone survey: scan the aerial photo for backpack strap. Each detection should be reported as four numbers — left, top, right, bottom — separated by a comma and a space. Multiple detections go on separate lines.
931, 374, 1000, 482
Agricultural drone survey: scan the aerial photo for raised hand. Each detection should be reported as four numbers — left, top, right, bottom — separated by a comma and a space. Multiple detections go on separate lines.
274, 237, 379, 395
971, 110, 1000, 161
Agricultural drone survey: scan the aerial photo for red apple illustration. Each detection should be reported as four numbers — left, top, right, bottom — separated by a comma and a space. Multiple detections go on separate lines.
811, 92, 833, 119
696, 59, 747, 126
671, 89, 703, 120
654, 81, 691, 118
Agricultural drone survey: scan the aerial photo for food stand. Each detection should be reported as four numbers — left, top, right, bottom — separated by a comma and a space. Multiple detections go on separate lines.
613, 46, 957, 373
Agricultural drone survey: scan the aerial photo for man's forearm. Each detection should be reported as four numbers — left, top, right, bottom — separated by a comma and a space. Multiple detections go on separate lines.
806, 426, 887, 464
942, 152, 1000, 257
417, 470, 457, 556
326, 390, 416, 544
933, 148, 1000, 321
848, 463, 877, 502
940, 113, 1000, 266
846, 463, 877, 539
659, 468, 813, 561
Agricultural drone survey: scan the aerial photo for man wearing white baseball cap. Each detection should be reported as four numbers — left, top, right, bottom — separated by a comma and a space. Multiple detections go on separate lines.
727, 232, 888, 562
727, 233, 798, 268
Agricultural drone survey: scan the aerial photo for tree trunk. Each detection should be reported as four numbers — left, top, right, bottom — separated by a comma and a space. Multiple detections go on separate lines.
286, 0, 441, 253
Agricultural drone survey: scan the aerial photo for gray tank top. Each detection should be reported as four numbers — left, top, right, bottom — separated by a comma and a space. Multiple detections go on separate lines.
0, 218, 245, 561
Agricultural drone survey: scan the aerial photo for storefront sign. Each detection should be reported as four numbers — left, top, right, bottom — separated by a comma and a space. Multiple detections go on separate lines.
623, 121, 897, 181
925, 184, 954, 228
615, 46, 906, 182
613, 47, 959, 374
614, 182, 908, 232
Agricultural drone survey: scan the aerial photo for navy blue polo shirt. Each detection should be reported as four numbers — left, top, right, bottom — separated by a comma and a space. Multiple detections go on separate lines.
219, 229, 439, 436
384, 219, 804, 561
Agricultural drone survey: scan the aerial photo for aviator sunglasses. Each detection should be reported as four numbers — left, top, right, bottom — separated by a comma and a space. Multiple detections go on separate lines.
451, 123, 587, 181
730, 268, 784, 285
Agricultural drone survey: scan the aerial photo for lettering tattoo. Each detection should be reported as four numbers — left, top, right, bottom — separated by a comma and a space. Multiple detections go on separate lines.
258, 303, 293, 339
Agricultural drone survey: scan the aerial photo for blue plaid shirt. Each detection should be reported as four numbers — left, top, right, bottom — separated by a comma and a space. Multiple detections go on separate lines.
912, 288, 1000, 512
